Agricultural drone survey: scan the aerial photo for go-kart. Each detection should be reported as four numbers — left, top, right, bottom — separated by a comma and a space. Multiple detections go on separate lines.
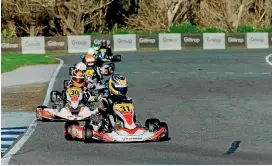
100, 48, 121, 62
36, 87, 94, 122
70, 63, 115, 77
63, 100, 169, 142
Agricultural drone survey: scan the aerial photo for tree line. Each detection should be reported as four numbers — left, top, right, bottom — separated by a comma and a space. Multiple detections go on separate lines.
1, 0, 271, 37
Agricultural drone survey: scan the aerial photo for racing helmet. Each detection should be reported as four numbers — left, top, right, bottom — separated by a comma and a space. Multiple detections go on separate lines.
108, 74, 128, 97
92, 44, 100, 52
71, 70, 85, 88
75, 62, 87, 73
84, 54, 96, 67
101, 40, 107, 47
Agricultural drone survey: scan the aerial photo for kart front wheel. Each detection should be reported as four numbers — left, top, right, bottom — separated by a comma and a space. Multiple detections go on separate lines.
159, 122, 169, 140
64, 121, 79, 141
84, 125, 94, 143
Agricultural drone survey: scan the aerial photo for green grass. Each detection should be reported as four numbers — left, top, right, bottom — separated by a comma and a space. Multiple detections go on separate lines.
1, 53, 59, 73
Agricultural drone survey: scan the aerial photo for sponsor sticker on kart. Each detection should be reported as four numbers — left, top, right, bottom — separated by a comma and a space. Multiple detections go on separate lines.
121, 137, 143, 141
137, 34, 158, 50
68, 35, 91, 53
268, 33, 272, 48
246, 33, 269, 49
159, 33, 182, 50
1, 37, 22, 52
21, 37, 45, 54
181, 34, 203, 49
113, 34, 137, 51
225, 33, 246, 48
203, 33, 225, 49
67, 87, 81, 96
114, 103, 134, 113
45, 36, 68, 52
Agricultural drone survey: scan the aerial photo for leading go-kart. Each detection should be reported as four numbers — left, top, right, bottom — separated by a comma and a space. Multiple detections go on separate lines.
36, 87, 94, 122
100, 48, 121, 62
63, 100, 169, 142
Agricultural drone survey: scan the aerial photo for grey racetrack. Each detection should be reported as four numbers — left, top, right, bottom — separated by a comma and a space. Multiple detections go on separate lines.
8, 49, 272, 164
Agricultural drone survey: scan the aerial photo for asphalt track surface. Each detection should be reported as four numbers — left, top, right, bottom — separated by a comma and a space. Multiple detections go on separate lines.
8, 49, 272, 164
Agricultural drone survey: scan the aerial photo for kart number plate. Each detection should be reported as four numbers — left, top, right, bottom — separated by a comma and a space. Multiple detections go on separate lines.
101, 49, 106, 53
86, 69, 94, 76
67, 87, 80, 96
114, 103, 134, 113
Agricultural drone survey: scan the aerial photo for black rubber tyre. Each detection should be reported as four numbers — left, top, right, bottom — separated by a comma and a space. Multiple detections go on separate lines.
64, 121, 79, 141
159, 122, 169, 140
84, 125, 94, 143
145, 118, 160, 132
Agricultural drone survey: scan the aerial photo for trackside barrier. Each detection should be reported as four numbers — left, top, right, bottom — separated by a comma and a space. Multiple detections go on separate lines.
1, 33, 272, 54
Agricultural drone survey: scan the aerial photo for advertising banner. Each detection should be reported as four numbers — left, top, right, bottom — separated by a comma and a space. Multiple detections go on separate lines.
45, 36, 68, 52
1, 37, 22, 52
113, 34, 137, 51
159, 33, 182, 50
68, 35, 91, 53
225, 33, 246, 49
136, 34, 159, 50
246, 33, 269, 49
21, 37, 45, 54
181, 34, 203, 49
91, 35, 113, 48
203, 33, 225, 49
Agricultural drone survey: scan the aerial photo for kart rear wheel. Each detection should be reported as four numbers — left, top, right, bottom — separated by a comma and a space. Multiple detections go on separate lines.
159, 122, 169, 140
145, 118, 160, 132
64, 122, 79, 141
84, 125, 94, 143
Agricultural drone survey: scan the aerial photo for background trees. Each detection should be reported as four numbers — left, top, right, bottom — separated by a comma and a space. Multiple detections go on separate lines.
1, 0, 271, 37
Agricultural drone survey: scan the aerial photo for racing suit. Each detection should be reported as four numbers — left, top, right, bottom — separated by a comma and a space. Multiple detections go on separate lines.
99, 45, 112, 57
90, 94, 136, 131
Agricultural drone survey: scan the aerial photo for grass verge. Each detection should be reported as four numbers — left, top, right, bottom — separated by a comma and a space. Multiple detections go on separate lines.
1, 53, 60, 73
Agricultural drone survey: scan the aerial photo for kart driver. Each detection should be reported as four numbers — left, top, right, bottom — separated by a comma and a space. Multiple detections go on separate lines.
65, 62, 96, 105
99, 40, 112, 57
82, 48, 104, 84
89, 74, 137, 131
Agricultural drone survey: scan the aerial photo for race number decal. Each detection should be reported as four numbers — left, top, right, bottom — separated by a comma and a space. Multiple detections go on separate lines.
86, 69, 94, 76
115, 103, 134, 113
101, 49, 106, 53
67, 87, 80, 96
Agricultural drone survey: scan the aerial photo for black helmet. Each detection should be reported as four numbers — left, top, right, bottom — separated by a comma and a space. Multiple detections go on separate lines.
101, 40, 107, 46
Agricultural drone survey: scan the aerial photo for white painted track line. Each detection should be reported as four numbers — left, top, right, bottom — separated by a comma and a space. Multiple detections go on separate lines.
265, 54, 272, 67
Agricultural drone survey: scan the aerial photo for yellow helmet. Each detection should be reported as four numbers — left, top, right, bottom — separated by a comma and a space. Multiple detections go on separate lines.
108, 74, 128, 97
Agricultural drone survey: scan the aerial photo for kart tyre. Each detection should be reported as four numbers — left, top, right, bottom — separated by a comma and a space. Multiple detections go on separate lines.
145, 118, 160, 132
36, 106, 48, 122
111, 55, 121, 62
64, 121, 79, 141
159, 122, 169, 140
84, 125, 94, 143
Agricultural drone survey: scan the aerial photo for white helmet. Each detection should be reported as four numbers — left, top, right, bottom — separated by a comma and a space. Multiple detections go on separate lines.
88, 48, 96, 55
75, 62, 87, 71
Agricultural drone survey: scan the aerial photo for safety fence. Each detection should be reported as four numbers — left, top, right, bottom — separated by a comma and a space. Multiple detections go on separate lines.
1, 33, 272, 54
